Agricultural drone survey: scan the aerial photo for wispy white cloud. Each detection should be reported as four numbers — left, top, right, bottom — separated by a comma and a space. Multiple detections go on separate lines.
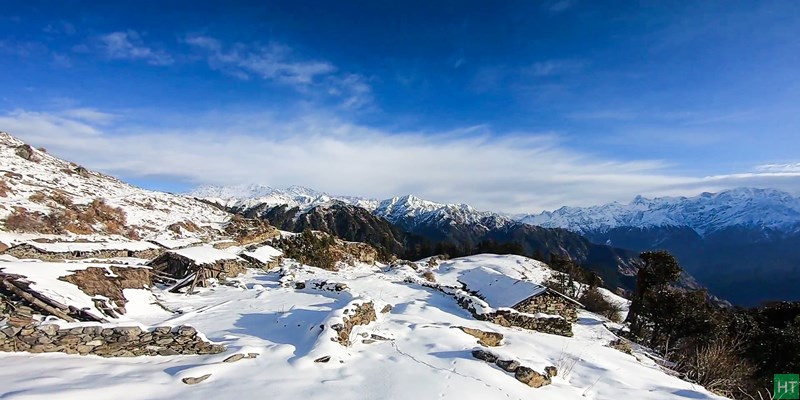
184, 34, 372, 108
755, 163, 800, 173
184, 35, 334, 84
96, 30, 173, 66
3, 108, 798, 213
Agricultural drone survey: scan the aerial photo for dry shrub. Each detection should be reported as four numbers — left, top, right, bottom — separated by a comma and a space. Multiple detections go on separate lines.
4, 198, 131, 237
167, 220, 199, 234
37, 147, 47, 153
28, 191, 47, 203
0, 180, 11, 197
579, 287, 623, 323
674, 338, 751, 398
422, 270, 436, 283
4, 208, 52, 233
49, 191, 73, 207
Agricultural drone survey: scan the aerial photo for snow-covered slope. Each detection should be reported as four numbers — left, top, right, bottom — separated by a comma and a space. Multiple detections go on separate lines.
0, 132, 229, 240
0, 253, 725, 400
521, 188, 800, 236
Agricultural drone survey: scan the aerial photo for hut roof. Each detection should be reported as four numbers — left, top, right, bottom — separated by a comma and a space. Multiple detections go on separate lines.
242, 245, 282, 265
169, 246, 241, 265
457, 266, 548, 308
147, 237, 202, 249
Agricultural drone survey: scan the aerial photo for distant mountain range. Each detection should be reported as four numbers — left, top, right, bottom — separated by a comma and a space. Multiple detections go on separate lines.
520, 188, 800, 306
191, 186, 683, 293
191, 184, 800, 305
521, 188, 800, 236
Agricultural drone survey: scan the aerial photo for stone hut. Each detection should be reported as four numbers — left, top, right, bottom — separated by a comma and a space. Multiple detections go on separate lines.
510, 287, 581, 322
148, 246, 251, 291
458, 267, 582, 326
2, 241, 164, 261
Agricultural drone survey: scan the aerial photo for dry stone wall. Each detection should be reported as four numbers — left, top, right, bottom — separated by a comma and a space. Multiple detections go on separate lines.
0, 323, 225, 357
490, 309, 573, 337
3, 244, 163, 261
513, 292, 578, 322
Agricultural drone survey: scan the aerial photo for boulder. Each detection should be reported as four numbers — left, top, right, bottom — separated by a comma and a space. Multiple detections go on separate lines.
496, 359, 520, 373
182, 374, 212, 385
471, 349, 499, 363
457, 326, 503, 347
514, 366, 551, 388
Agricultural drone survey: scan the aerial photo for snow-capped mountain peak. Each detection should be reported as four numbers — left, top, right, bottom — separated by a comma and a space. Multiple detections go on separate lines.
520, 187, 800, 235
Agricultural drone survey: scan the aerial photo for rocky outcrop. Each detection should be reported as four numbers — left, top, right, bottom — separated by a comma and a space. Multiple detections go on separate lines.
0, 323, 225, 357
276, 230, 379, 270
332, 302, 376, 346
224, 216, 280, 246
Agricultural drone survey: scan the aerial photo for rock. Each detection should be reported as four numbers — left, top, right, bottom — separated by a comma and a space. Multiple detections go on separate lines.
153, 326, 172, 335
178, 326, 197, 337
158, 348, 180, 356
458, 326, 503, 347
314, 355, 331, 363
514, 366, 551, 388
68, 327, 85, 335
36, 324, 59, 336
496, 359, 520, 372
334, 283, 348, 291
246, 352, 259, 359
85, 340, 103, 347
155, 338, 173, 345
544, 366, 558, 378
471, 349, 499, 363
115, 326, 143, 336
182, 374, 212, 385
36, 336, 53, 345
1, 326, 21, 337
370, 334, 390, 341
223, 353, 245, 363
83, 326, 102, 335
294, 282, 306, 290
76, 344, 95, 354
380, 304, 393, 314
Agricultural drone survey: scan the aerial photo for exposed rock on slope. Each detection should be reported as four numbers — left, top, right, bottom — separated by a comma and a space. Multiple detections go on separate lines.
0, 132, 230, 240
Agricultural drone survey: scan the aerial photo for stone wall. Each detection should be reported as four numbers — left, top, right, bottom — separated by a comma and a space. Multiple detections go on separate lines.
512, 291, 578, 322
0, 323, 225, 357
3, 244, 163, 261
489, 309, 573, 337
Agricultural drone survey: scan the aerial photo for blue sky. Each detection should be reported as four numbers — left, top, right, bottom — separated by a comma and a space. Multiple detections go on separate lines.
1, 1, 799, 212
